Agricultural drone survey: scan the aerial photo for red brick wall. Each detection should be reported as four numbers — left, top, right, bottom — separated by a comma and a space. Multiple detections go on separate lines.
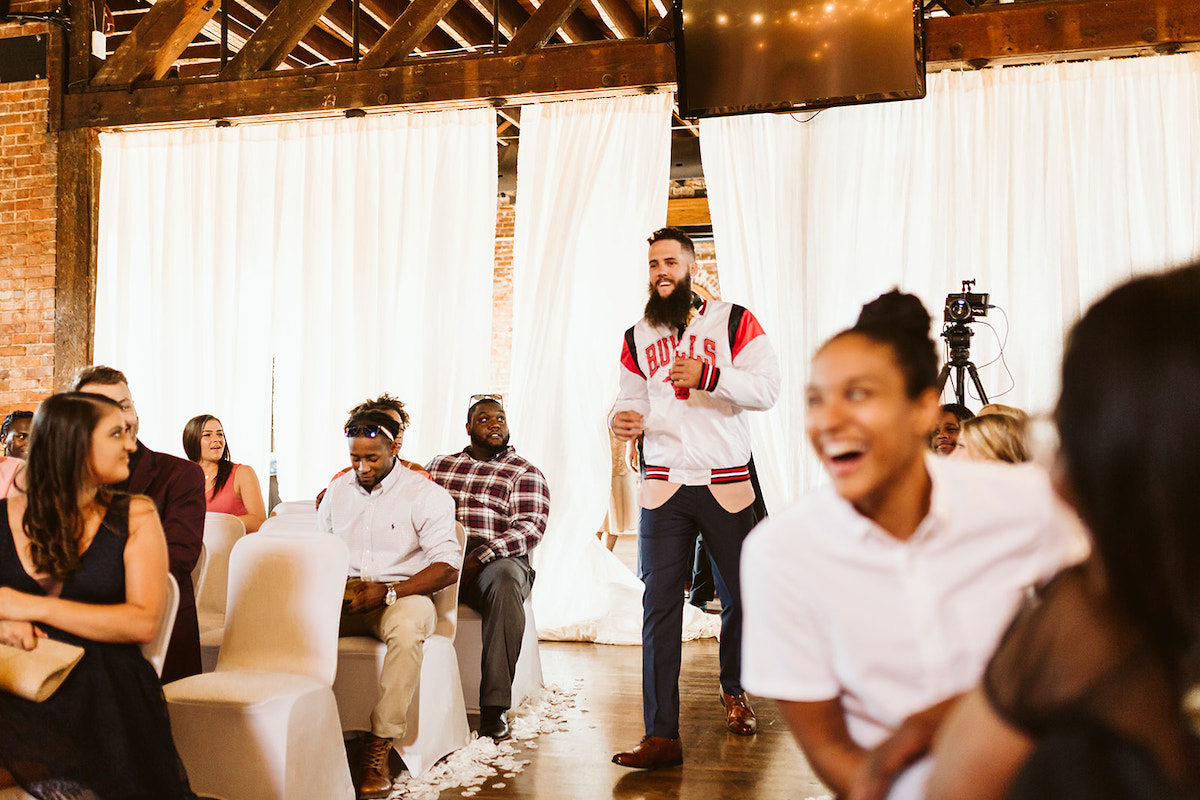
489, 197, 515, 394
0, 22, 56, 413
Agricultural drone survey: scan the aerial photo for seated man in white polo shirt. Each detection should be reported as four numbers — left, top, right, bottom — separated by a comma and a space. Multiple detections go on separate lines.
740, 290, 1083, 800
318, 409, 461, 799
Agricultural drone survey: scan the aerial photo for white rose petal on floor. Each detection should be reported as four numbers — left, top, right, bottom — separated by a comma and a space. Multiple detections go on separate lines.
388, 682, 580, 800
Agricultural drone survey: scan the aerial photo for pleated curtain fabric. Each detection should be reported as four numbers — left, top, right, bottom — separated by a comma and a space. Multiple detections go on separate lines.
701, 52, 1200, 509
508, 92, 698, 643
96, 109, 498, 498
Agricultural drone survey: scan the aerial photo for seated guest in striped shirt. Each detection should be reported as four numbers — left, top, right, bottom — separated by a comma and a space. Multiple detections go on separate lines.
426, 394, 550, 742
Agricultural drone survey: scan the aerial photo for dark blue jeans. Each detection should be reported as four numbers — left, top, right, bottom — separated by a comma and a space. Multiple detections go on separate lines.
637, 485, 758, 739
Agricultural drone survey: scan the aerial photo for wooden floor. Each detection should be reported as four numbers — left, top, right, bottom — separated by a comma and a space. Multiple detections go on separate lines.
441, 639, 829, 800
419, 534, 826, 799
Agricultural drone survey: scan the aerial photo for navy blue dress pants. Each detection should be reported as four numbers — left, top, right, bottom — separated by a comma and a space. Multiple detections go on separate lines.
637, 484, 758, 739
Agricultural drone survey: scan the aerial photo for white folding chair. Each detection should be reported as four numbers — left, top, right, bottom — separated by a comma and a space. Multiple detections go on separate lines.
196, 513, 246, 672
0, 575, 181, 800
455, 594, 543, 713
258, 514, 320, 537
332, 522, 470, 776
140, 573, 180, 677
164, 533, 353, 800
270, 500, 317, 517
189, 542, 208, 606
195, 513, 245, 634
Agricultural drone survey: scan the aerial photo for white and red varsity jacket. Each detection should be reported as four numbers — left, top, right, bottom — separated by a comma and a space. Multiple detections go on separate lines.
610, 297, 780, 486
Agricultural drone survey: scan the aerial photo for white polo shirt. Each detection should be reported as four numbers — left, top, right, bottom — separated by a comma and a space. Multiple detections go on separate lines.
741, 456, 1086, 750
317, 458, 461, 580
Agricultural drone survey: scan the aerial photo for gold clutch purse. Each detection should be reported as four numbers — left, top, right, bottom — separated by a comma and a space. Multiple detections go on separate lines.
0, 638, 86, 702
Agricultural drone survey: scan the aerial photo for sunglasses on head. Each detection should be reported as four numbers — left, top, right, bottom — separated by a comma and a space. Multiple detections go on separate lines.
470, 393, 504, 407
345, 425, 394, 441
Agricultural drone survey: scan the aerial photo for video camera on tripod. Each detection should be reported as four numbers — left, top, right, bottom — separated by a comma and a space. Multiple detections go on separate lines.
938, 280, 990, 406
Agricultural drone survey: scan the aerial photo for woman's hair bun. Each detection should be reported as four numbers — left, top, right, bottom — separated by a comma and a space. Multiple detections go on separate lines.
855, 289, 932, 340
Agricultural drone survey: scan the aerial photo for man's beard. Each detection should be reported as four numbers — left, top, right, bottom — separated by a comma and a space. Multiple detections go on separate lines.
470, 431, 511, 453
644, 273, 693, 337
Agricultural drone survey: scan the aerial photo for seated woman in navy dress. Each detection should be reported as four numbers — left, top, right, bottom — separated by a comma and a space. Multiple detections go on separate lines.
0, 391, 195, 799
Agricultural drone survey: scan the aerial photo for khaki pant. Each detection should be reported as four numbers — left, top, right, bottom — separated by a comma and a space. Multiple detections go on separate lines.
339, 592, 436, 743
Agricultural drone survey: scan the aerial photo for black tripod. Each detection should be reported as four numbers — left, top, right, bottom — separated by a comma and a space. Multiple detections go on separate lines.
937, 323, 988, 407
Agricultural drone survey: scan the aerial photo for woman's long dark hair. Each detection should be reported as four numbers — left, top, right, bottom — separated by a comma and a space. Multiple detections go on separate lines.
23, 392, 123, 580
1057, 263, 1200, 676
182, 414, 233, 496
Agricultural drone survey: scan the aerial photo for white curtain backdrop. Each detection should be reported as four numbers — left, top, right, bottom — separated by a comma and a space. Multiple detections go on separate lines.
96, 126, 280, 480
701, 52, 1200, 511
95, 109, 497, 497
509, 93, 715, 643
267, 112, 497, 497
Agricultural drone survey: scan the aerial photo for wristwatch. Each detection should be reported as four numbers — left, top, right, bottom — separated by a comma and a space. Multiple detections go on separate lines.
384, 582, 397, 606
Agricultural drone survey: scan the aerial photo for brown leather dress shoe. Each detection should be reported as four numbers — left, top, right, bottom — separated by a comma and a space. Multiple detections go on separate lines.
612, 735, 683, 769
720, 690, 758, 735
356, 733, 393, 799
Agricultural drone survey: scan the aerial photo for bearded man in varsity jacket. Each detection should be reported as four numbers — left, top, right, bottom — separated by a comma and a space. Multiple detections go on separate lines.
609, 226, 781, 770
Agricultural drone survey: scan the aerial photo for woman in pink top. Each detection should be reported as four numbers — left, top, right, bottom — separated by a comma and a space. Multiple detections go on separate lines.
182, 415, 266, 532
0, 456, 20, 498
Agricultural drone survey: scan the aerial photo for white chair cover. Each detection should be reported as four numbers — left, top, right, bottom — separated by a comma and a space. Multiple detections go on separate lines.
189, 542, 208, 607
332, 523, 470, 776
165, 533, 353, 800
195, 512, 246, 634
455, 594, 543, 713
270, 499, 318, 516
196, 513, 246, 673
139, 573, 179, 677
258, 513, 321, 537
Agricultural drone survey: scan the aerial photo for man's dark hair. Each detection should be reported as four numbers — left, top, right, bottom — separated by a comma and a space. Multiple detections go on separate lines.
349, 393, 410, 433
344, 409, 401, 440
941, 403, 975, 422
647, 227, 696, 260
70, 365, 129, 392
1, 409, 33, 439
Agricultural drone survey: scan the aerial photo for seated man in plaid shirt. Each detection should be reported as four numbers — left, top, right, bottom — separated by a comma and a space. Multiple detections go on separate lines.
426, 394, 550, 741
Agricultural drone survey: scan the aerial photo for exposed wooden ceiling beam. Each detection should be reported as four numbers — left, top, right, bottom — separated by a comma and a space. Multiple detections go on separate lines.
589, 0, 641, 39
505, 0, 582, 54
319, 0, 389, 55
221, 0, 338, 79
554, 5, 604, 44
93, 0, 220, 85
493, 0, 531, 40
358, 0, 463, 55
237, 0, 351, 65
63, 0, 1200, 127
360, 0, 458, 67
441, 3, 496, 49
419, 24, 468, 55
64, 38, 674, 127
924, 0, 1200, 67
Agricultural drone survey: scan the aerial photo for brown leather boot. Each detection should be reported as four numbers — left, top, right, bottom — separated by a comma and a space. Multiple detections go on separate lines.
356, 733, 393, 799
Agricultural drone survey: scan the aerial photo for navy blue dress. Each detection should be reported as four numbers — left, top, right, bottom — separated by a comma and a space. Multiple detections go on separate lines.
0, 497, 196, 799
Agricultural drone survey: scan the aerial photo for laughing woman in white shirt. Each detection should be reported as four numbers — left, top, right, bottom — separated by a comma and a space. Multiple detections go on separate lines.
740, 290, 1084, 800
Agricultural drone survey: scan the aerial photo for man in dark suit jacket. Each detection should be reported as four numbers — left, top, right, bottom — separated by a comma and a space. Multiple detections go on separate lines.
73, 365, 206, 682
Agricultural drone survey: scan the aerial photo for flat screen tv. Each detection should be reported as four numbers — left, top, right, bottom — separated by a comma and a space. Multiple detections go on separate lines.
673, 0, 926, 119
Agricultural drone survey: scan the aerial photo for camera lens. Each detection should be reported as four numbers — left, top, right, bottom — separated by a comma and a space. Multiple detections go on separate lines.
946, 298, 972, 322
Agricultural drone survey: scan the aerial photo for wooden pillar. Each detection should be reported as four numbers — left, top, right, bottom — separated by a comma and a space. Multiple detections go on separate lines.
54, 127, 99, 390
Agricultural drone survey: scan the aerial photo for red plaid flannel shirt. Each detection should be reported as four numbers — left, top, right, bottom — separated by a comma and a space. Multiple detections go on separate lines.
425, 446, 550, 564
